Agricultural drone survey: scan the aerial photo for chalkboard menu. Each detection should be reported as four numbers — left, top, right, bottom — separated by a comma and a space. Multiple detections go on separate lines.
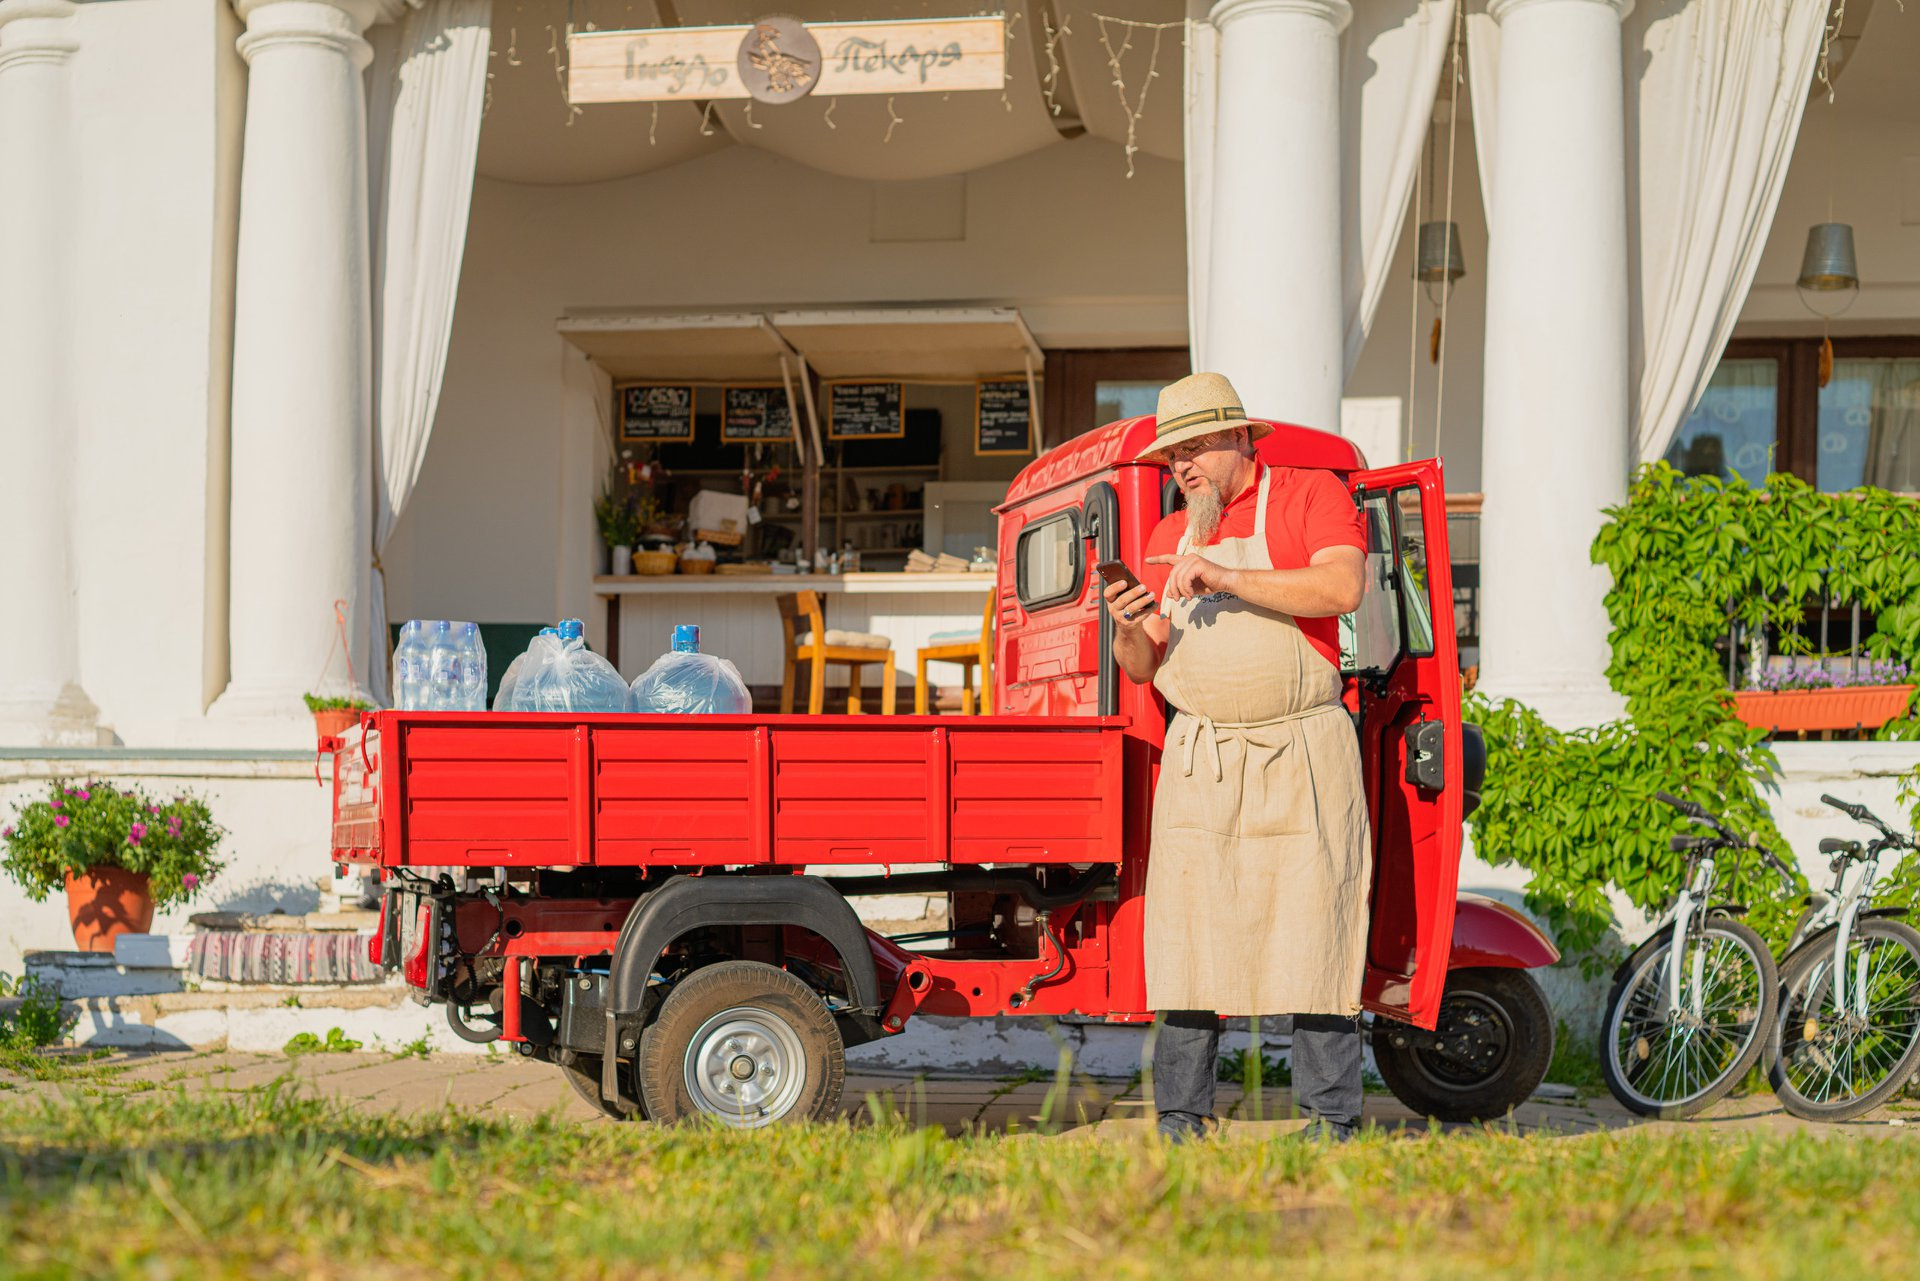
617, 383, 695, 442
827, 381, 905, 441
975, 378, 1034, 456
721, 385, 795, 444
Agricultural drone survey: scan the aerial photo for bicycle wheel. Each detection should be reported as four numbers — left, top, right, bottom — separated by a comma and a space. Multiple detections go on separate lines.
1769, 917, 1920, 1121
1601, 916, 1778, 1119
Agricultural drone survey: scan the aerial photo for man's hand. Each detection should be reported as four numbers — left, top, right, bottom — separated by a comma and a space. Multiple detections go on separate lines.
1146, 553, 1234, 603
1101, 577, 1158, 632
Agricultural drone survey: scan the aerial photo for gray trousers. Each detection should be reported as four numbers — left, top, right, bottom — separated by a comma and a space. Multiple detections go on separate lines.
1153, 1010, 1363, 1130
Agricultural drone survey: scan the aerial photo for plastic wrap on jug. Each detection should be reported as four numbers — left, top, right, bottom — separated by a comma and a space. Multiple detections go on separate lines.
628, 625, 752, 715
509, 621, 628, 713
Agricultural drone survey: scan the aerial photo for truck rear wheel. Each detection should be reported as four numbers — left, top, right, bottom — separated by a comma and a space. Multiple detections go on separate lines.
1371, 968, 1554, 1123
637, 960, 845, 1127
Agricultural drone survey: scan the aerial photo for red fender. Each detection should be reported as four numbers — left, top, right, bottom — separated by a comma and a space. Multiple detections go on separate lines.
1448, 893, 1560, 970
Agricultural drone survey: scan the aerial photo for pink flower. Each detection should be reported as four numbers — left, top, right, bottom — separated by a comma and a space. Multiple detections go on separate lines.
128, 822, 147, 846
72, 788, 90, 800
148, 806, 160, 816
182, 873, 199, 890
50, 799, 61, 810
54, 815, 69, 828
167, 817, 183, 836
2, 826, 11, 839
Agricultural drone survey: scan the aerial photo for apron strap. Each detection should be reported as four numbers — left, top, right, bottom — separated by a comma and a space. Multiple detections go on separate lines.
1179, 701, 1342, 782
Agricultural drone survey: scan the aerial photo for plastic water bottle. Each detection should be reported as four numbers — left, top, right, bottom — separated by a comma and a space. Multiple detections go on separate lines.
393, 620, 429, 710
425, 620, 459, 710
557, 618, 585, 646
457, 623, 488, 710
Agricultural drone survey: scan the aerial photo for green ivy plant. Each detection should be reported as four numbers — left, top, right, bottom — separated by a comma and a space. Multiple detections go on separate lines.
1469, 464, 1920, 964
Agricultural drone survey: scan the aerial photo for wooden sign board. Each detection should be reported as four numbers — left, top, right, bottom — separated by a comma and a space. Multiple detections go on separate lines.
570, 16, 1005, 104
618, 383, 695, 442
721, 385, 795, 445
827, 381, 906, 441
975, 378, 1034, 456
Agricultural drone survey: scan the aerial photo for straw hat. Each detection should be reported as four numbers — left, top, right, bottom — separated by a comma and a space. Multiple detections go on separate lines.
1134, 372, 1271, 462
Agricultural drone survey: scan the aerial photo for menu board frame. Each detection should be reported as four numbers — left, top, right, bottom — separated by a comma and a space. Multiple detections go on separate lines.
720, 384, 797, 446
616, 382, 696, 443
825, 380, 907, 441
974, 377, 1035, 457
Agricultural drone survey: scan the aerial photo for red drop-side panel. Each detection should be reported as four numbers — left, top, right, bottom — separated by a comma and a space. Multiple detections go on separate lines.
400, 724, 578, 866
772, 728, 939, 865
948, 728, 1123, 863
595, 726, 768, 866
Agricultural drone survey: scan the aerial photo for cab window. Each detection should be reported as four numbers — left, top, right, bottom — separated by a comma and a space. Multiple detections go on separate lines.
1342, 486, 1435, 674
1014, 511, 1082, 610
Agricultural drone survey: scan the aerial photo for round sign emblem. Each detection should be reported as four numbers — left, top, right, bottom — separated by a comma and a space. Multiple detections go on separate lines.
737, 15, 821, 105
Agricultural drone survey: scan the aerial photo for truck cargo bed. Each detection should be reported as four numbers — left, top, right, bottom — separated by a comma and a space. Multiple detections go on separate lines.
332, 712, 1129, 870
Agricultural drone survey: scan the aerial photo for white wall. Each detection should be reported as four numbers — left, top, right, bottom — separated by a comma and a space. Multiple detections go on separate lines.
383, 137, 1189, 629
67, 0, 241, 748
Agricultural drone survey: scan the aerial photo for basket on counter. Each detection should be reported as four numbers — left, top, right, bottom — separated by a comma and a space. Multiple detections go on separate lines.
632, 549, 678, 576
678, 557, 716, 575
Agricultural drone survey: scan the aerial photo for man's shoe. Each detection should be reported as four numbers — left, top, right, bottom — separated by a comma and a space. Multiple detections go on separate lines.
1156, 1112, 1217, 1145
1293, 1116, 1358, 1144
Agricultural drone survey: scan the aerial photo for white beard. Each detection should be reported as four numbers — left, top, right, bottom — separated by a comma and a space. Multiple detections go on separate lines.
1186, 479, 1225, 545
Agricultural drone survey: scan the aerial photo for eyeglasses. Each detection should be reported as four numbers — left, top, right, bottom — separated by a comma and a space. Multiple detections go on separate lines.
1166, 433, 1233, 462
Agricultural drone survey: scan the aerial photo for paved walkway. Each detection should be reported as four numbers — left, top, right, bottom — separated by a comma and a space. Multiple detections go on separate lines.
6, 1047, 1917, 1138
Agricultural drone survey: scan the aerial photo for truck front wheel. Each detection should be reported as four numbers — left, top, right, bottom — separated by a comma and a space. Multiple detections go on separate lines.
638, 960, 846, 1127
1370, 967, 1554, 1123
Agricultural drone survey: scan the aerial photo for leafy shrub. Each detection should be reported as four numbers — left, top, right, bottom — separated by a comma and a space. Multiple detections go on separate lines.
2, 780, 225, 910
0, 973, 73, 1050
284, 1028, 362, 1055
302, 694, 372, 713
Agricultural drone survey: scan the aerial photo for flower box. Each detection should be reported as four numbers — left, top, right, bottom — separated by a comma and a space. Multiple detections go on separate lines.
1731, 684, 1917, 734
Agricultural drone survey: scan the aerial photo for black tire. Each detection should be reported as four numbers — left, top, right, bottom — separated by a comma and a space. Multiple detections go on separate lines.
1600, 915, 1777, 1119
1769, 917, 1920, 1122
638, 960, 844, 1127
558, 1054, 642, 1122
1372, 968, 1555, 1122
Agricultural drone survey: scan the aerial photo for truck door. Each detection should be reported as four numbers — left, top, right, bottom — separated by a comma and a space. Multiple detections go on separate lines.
1344, 460, 1463, 1030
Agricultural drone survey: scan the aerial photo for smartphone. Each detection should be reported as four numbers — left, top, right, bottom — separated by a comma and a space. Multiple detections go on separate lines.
1094, 559, 1141, 592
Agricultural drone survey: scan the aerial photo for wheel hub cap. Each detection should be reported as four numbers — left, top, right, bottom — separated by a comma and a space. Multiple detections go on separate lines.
684, 1007, 807, 1128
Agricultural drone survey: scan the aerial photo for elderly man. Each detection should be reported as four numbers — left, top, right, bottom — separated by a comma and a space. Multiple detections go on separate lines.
1102, 372, 1373, 1143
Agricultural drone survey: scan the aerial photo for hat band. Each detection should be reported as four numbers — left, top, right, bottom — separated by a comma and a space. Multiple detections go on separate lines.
1156, 405, 1246, 437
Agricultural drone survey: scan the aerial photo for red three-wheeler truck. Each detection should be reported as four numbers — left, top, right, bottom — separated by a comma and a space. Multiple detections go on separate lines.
330, 414, 1559, 1126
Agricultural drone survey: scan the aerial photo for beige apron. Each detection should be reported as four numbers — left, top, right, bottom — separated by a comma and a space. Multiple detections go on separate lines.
1145, 465, 1373, 1015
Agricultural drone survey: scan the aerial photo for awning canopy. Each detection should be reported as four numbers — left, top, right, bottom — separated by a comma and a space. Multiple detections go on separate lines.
557, 305, 1046, 461
558, 305, 1042, 383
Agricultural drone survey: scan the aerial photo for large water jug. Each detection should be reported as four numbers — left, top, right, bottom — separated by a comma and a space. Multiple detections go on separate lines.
511, 621, 627, 713
425, 621, 459, 710
495, 627, 554, 710
457, 622, 488, 711
628, 624, 752, 715
393, 620, 430, 710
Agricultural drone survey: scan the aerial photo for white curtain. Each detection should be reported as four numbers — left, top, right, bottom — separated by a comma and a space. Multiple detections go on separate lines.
365, 0, 493, 702
1465, 0, 1828, 465
1183, 1, 1457, 379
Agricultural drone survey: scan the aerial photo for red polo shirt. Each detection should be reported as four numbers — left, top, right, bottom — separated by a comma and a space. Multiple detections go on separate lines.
1141, 465, 1365, 671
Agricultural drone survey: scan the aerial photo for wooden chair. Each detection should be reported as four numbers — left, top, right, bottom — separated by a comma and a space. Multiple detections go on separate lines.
775, 591, 897, 714
915, 595, 996, 715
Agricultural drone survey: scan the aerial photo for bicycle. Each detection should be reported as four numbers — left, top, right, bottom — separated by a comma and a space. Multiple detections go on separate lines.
1600, 792, 1794, 1119
1766, 793, 1920, 1121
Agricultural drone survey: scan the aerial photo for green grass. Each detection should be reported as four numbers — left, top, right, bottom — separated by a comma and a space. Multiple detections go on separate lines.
5, 1071, 1920, 1279
1545, 1018, 1607, 1093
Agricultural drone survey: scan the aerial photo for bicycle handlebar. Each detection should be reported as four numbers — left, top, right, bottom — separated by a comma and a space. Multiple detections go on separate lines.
1820, 793, 1909, 846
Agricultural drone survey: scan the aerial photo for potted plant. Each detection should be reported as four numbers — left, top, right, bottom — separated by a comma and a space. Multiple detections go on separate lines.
304, 693, 372, 742
1731, 659, 1917, 734
595, 490, 644, 576
2, 780, 226, 952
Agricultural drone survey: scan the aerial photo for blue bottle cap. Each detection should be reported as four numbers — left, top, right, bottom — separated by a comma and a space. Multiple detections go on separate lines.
558, 619, 584, 641
672, 624, 700, 653
433, 620, 452, 633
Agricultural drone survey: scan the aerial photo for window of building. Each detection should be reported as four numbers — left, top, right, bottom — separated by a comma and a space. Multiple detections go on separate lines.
1686, 338, 1920, 491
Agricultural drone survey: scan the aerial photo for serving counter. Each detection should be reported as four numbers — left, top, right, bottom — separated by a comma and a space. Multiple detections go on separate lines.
593, 572, 996, 685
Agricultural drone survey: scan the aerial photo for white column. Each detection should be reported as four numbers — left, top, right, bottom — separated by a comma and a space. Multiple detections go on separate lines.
1476, 0, 1632, 729
0, 0, 97, 745
1203, 0, 1350, 432
211, 0, 396, 735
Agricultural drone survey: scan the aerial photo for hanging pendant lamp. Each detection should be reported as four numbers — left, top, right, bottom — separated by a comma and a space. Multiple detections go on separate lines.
1797, 223, 1859, 292
1414, 220, 1466, 303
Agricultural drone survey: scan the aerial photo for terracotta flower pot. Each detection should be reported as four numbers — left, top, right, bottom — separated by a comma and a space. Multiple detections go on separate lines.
63, 866, 155, 953
312, 708, 360, 742
1731, 684, 1917, 734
